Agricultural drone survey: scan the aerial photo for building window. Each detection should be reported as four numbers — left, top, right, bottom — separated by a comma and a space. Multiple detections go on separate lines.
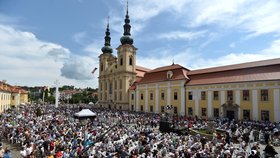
188, 92, 193, 100
243, 90, 250, 101
150, 93, 153, 100
261, 89, 269, 101
131, 94, 134, 100
174, 107, 178, 114
243, 110, 250, 120
161, 92, 165, 100
12, 96, 15, 100
131, 105, 134, 111
114, 80, 117, 90
119, 80, 122, 89
150, 106, 153, 112
140, 93, 144, 100
214, 108, 219, 118
120, 58, 123, 66
261, 110, 269, 121
140, 105, 144, 111
201, 108, 207, 116
174, 92, 178, 100
101, 63, 103, 71
201, 91, 206, 100
119, 92, 122, 101
114, 92, 117, 100
161, 106, 165, 113
227, 90, 233, 101
129, 57, 133, 65
213, 91, 219, 100
100, 93, 103, 100
109, 83, 112, 94
188, 107, 193, 116
105, 93, 107, 101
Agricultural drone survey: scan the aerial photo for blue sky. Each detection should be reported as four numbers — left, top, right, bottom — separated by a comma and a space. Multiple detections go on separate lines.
1, 0, 280, 88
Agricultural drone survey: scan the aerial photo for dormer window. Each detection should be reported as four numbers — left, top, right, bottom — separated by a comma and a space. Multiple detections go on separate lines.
167, 70, 173, 79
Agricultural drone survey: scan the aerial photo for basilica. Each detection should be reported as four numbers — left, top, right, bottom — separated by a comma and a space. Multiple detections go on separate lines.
98, 7, 280, 122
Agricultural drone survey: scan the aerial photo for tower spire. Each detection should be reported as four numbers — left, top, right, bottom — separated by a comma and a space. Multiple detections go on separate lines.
101, 16, 113, 53
120, 0, 134, 45
126, 0, 128, 16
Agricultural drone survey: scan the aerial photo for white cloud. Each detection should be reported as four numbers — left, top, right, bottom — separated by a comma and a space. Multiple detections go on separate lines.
188, 38, 280, 70
0, 24, 98, 88
137, 38, 280, 71
187, 0, 280, 37
113, 0, 280, 37
61, 55, 97, 80
158, 30, 207, 40
136, 47, 199, 69
109, 0, 191, 36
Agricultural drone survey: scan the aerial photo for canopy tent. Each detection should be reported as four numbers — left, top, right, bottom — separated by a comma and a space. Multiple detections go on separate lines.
74, 109, 96, 118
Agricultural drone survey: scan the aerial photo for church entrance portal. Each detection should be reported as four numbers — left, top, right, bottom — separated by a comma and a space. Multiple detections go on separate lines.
226, 110, 235, 120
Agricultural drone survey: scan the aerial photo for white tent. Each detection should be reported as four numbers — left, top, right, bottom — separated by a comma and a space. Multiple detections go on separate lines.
74, 109, 96, 118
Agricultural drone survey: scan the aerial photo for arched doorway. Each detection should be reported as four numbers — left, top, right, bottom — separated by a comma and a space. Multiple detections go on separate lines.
221, 101, 239, 120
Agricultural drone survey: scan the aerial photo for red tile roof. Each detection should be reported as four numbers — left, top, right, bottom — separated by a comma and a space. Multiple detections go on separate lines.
148, 64, 190, 73
187, 63, 280, 85
136, 65, 151, 78
137, 64, 190, 84
188, 58, 280, 75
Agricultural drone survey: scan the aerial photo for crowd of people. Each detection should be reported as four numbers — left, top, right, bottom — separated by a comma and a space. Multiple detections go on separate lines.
0, 104, 279, 158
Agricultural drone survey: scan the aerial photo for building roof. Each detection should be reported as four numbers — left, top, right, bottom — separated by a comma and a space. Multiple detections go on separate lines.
0, 82, 28, 94
188, 58, 280, 75
137, 64, 190, 84
187, 62, 280, 85
135, 65, 151, 78
148, 64, 190, 73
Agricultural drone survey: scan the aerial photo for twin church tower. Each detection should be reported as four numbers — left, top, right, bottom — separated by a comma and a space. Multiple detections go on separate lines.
98, 5, 140, 110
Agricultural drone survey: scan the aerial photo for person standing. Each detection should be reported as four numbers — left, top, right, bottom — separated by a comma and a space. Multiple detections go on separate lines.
0, 145, 4, 158
3, 147, 11, 158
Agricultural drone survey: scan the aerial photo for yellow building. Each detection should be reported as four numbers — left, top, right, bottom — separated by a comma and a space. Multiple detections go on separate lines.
98, 8, 280, 122
0, 81, 29, 113
129, 65, 189, 115
184, 59, 280, 122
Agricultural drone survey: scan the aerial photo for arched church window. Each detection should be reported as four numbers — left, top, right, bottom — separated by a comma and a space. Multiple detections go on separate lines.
120, 58, 123, 66
129, 56, 133, 65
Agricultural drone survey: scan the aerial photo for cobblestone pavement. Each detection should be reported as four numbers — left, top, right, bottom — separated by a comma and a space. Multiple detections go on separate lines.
1, 140, 21, 158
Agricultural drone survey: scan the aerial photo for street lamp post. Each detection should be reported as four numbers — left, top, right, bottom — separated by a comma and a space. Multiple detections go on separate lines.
54, 80, 60, 108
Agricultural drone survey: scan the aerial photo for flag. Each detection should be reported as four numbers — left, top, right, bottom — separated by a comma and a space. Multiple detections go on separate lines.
91, 67, 97, 74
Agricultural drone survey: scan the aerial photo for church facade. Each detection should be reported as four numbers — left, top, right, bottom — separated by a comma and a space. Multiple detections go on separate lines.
98, 8, 280, 122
